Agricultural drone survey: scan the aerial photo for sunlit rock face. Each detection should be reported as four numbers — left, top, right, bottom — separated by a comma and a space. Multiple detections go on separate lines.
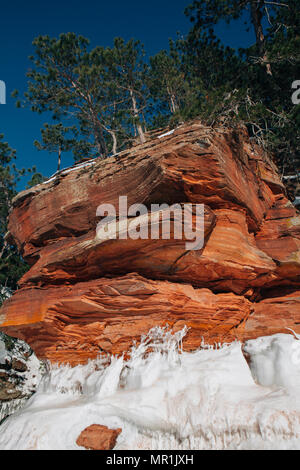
0, 121, 299, 365
0, 275, 253, 366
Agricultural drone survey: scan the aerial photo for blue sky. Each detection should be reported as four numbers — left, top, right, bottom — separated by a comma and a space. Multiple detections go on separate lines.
0, 0, 255, 190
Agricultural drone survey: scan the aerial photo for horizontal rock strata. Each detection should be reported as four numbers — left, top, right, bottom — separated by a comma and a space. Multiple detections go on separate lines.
1, 121, 299, 364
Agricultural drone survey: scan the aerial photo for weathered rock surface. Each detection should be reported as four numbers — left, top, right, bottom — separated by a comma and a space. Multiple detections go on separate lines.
0, 274, 252, 365
243, 291, 300, 340
16, 204, 216, 287
7, 122, 282, 258
0, 333, 42, 421
0, 121, 299, 365
76, 424, 122, 450
255, 194, 300, 288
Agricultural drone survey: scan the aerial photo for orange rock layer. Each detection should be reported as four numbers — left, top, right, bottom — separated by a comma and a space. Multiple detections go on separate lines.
1, 121, 299, 365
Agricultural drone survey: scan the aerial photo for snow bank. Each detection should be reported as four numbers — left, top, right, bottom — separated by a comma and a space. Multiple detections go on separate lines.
1, 327, 300, 450
244, 332, 300, 389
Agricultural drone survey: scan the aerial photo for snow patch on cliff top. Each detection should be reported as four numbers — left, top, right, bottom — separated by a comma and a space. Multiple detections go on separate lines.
158, 129, 175, 139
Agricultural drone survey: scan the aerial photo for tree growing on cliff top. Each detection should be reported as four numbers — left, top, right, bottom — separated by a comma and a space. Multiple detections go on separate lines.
15, 4, 299, 186
22, 34, 114, 159
149, 44, 185, 116
185, 0, 289, 76
104, 38, 149, 144
34, 123, 77, 172
21, 33, 150, 164
184, 0, 300, 180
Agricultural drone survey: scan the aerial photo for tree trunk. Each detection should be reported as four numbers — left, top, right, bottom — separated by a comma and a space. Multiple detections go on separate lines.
110, 131, 118, 155
130, 89, 146, 144
57, 147, 61, 172
250, 0, 272, 76
0, 240, 7, 260
89, 107, 108, 157
94, 123, 108, 157
99, 126, 108, 156
110, 103, 118, 155
167, 86, 178, 114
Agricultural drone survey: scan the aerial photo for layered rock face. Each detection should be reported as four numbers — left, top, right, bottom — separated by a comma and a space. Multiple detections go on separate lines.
1, 121, 299, 365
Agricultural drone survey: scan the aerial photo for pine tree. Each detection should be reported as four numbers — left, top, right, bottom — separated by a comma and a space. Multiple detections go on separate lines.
149, 45, 184, 115
0, 135, 28, 300
26, 170, 46, 188
106, 38, 149, 144
34, 123, 76, 172
184, 0, 299, 188
185, 0, 289, 76
23, 33, 127, 160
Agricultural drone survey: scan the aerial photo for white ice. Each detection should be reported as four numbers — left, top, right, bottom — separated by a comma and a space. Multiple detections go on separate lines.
158, 129, 175, 139
294, 197, 300, 206
42, 160, 96, 186
0, 340, 7, 364
1, 327, 300, 450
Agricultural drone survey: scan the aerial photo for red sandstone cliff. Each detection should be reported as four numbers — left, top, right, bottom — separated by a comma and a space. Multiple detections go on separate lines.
1, 121, 299, 365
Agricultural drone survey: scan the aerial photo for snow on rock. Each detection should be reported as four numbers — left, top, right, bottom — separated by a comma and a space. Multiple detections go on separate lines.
244, 332, 300, 388
1, 327, 300, 450
0, 333, 44, 422
283, 173, 300, 181
158, 129, 175, 139
294, 197, 300, 207
0, 287, 12, 304
42, 160, 96, 186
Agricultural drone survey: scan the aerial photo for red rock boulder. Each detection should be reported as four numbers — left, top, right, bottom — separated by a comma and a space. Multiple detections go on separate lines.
76, 425, 122, 450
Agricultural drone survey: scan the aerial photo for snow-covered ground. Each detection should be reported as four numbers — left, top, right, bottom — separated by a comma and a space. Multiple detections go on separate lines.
1, 327, 300, 450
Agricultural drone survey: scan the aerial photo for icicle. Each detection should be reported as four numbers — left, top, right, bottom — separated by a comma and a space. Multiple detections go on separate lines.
1, 328, 300, 450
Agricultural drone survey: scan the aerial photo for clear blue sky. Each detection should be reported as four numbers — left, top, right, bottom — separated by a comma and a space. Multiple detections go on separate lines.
0, 0, 254, 190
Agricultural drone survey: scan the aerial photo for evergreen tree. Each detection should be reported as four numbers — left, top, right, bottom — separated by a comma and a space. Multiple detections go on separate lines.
34, 123, 76, 172
13, 5, 299, 196
26, 171, 46, 188
173, 28, 243, 123
0, 135, 28, 301
106, 38, 149, 144
149, 45, 184, 115
185, 0, 289, 76
23, 33, 127, 160
184, 0, 299, 185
